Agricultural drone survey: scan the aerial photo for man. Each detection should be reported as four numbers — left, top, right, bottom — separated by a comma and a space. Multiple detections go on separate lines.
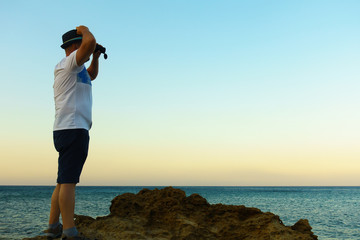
44, 25, 101, 240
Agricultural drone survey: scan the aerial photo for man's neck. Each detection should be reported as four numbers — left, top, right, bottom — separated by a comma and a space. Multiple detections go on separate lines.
65, 49, 76, 57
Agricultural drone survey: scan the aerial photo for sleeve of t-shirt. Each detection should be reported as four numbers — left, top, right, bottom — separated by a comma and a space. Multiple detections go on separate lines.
64, 50, 82, 73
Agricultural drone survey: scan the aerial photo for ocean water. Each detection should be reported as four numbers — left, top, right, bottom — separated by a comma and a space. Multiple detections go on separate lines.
0, 186, 359, 240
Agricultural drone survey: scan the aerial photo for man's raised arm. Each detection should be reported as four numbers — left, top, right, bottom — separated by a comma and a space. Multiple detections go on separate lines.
75, 25, 96, 66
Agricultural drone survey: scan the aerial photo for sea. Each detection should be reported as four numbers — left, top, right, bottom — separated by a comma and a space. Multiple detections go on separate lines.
0, 186, 359, 240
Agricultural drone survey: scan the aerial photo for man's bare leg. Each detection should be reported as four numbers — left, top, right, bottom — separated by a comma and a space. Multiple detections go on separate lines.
59, 183, 76, 230
44, 184, 63, 238
49, 184, 61, 225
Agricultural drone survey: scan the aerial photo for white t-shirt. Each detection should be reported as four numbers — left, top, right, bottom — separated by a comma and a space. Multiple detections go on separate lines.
53, 50, 92, 131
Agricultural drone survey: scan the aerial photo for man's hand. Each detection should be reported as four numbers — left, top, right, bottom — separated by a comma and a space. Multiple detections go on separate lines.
76, 25, 90, 35
93, 44, 103, 60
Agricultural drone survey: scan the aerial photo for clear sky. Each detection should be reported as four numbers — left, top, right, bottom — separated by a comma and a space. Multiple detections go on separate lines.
0, 0, 359, 186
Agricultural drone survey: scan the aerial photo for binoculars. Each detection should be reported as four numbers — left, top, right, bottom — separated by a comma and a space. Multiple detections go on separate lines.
95, 44, 108, 59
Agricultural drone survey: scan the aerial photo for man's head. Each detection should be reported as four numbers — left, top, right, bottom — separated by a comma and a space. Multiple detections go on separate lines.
61, 29, 82, 55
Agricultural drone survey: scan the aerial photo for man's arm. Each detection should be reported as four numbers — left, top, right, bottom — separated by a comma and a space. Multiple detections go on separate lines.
76, 25, 96, 66
87, 50, 100, 80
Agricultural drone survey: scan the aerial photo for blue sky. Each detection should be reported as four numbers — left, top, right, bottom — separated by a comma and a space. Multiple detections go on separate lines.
0, 0, 359, 185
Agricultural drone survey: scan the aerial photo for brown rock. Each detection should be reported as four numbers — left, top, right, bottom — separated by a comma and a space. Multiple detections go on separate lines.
291, 219, 314, 235
24, 187, 318, 240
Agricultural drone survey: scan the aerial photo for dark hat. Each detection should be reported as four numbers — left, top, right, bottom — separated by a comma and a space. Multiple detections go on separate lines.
61, 29, 82, 49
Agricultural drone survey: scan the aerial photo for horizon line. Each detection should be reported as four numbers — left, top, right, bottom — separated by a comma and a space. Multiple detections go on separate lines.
1, 185, 359, 187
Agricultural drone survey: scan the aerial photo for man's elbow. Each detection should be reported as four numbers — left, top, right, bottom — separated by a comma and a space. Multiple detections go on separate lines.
82, 36, 96, 53
89, 38, 96, 50
85, 38, 96, 53
88, 71, 97, 80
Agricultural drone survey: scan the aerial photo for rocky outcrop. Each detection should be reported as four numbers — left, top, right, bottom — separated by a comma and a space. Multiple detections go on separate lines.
24, 187, 317, 240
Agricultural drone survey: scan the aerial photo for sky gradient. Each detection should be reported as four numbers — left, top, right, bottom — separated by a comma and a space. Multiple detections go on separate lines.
1, 0, 359, 186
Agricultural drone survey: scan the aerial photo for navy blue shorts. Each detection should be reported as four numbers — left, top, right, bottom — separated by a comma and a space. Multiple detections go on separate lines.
53, 129, 90, 184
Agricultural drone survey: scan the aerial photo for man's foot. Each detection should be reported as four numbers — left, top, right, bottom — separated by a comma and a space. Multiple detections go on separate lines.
43, 223, 63, 239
